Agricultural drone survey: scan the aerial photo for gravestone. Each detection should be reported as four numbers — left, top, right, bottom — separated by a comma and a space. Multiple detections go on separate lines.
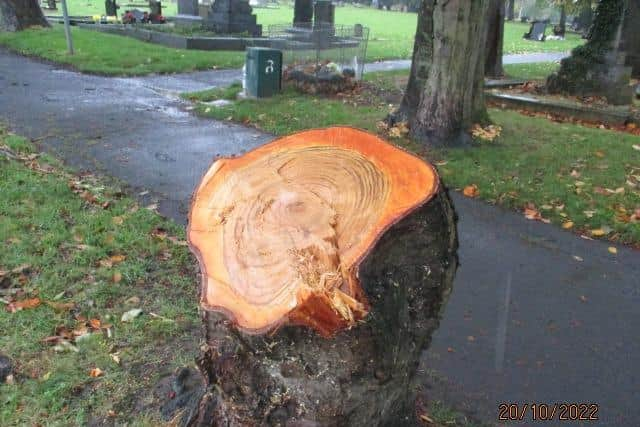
105, 0, 119, 17
293, 0, 313, 27
178, 0, 198, 15
523, 20, 546, 42
149, 0, 161, 16
313, 0, 335, 30
203, 0, 262, 36
175, 0, 203, 27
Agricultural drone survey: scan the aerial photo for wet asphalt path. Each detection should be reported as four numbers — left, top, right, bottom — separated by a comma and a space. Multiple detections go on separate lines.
1, 49, 638, 426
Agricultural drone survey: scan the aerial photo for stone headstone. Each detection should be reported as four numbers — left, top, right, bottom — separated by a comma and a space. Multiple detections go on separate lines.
354, 23, 363, 37
523, 21, 546, 42
203, 0, 262, 37
105, 0, 119, 17
175, 0, 203, 27
293, 0, 313, 27
178, 0, 198, 16
149, 0, 162, 16
313, 0, 334, 30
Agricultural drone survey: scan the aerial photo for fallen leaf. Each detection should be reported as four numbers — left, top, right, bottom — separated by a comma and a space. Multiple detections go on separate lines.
89, 368, 104, 378
591, 228, 606, 236
562, 221, 574, 229
419, 414, 434, 423
46, 301, 75, 311
447, 347, 455, 353
145, 203, 158, 211
608, 247, 618, 254
121, 308, 143, 322
570, 169, 581, 178
112, 216, 124, 225
89, 318, 101, 329
112, 272, 122, 283
580, 295, 588, 303
7, 297, 41, 313
467, 335, 475, 342
632, 144, 640, 151
595, 150, 605, 158
109, 254, 126, 264
573, 255, 584, 262
471, 124, 502, 141
110, 353, 121, 365
463, 184, 479, 198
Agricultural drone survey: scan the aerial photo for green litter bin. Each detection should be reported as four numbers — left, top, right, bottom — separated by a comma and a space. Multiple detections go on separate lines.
245, 47, 282, 98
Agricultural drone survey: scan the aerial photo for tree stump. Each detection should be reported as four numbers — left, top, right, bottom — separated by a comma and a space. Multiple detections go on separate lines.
181, 128, 458, 426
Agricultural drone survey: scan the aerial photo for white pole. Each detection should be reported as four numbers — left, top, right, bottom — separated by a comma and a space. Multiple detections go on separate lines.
60, 0, 74, 55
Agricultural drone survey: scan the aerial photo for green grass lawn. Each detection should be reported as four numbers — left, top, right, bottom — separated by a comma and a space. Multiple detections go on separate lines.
0, 24, 245, 75
41, 1, 584, 64
0, 128, 200, 425
187, 83, 640, 245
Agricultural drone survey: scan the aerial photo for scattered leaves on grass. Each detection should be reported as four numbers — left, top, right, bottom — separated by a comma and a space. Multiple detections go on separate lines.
6, 297, 41, 313
89, 368, 104, 378
463, 184, 479, 198
471, 124, 502, 141
388, 121, 409, 139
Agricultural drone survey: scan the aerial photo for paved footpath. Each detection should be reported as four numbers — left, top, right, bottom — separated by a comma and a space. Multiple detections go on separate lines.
1, 49, 638, 426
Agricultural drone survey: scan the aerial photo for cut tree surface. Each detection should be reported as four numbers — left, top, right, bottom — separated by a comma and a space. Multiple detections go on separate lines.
188, 127, 438, 336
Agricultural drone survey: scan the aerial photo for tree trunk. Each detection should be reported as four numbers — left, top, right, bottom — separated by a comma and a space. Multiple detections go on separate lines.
558, 4, 566, 37
505, 0, 514, 20
485, 0, 505, 78
0, 0, 49, 32
392, 0, 490, 147
169, 128, 459, 426
547, 0, 632, 105
622, 0, 640, 77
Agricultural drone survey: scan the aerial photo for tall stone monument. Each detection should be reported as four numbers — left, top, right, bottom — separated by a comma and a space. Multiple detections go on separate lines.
293, 0, 313, 27
203, 0, 262, 36
174, 0, 203, 28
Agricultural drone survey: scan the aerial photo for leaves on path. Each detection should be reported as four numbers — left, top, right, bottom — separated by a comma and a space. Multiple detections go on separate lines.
523, 203, 550, 223
608, 247, 618, 254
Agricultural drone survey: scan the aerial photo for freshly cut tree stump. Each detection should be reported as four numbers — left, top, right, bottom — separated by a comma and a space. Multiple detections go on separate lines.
184, 127, 458, 426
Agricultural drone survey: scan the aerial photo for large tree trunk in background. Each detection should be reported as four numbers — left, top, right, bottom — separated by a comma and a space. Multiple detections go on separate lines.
485, 0, 505, 78
558, 4, 567, 37
622, 0, 640, 77
0, 0, 49, 32
164, 128, 459, 426
392, 0, 490, 147
547, 0, 632, 105
506, 0, 515, 20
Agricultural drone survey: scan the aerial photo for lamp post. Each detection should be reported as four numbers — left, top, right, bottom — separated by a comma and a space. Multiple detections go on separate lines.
60, 0, 74, 55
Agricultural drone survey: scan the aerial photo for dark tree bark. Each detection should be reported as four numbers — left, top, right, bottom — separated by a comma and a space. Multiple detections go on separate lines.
167, 128, 460, 427
0, 0, 49, 32
485, 0, 505, 78
622, 0, 640, 77
506, 0, 515, 20
558, 4, 567, 37
170, 187, 458, 427
392, 0, 490, 147
547, 0, 632, 104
